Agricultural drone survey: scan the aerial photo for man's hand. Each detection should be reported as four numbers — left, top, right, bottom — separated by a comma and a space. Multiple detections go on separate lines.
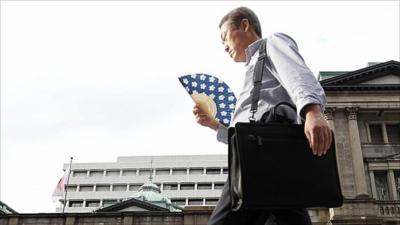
303, 104, 332, 156
193, 104, 220, 131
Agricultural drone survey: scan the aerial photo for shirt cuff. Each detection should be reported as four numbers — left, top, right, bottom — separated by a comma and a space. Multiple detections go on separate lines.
297, 98, 325, 120
216, 125, 228, 144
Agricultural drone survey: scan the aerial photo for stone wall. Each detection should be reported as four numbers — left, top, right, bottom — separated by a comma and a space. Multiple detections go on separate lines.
0, 207, 211, 225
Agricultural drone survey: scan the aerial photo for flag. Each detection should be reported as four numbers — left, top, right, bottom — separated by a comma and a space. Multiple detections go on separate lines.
52, 167, 70, 202
178, 73, 237, 127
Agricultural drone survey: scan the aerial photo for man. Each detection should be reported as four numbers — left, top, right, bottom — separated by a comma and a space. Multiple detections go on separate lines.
193, 6, 332, 225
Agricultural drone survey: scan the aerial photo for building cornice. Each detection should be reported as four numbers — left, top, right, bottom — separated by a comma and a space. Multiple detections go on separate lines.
323, 85, 400, 91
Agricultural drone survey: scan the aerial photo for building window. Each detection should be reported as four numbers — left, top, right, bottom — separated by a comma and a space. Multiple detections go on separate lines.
205, 198, 219, 206
102, 199, 118, 207
189, 168, 204, 175
180, 183, 195, 190
113, 184, 127, 191
386, 124, 400, 143
106, 170, 120, 177
155, 169, 170, 175
214, 182, 225, 190
368, 122, 400, 144
69, 200, 83, 207
79, 185, 93, 192
89, 170, 104, 177
188, 198, 203, 206
86, 200, 100, 207
369, 124, 384, 143
138, 169, 151, 176
163, 183, 178, 190
73, 170, 87, 177
129, 184, 141, 191
171, 198, 186, 206
375, 171, 390, 200
122, 169, 136, 176
67, 185, 77, 192
172, 168, 187, 175
96, 185, 111, 192
206, 168, 221, 175
197, 183, 212, 190
223, 168, 228, 174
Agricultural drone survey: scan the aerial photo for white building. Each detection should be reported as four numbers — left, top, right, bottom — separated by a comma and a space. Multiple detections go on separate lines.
58, 155, 228, 212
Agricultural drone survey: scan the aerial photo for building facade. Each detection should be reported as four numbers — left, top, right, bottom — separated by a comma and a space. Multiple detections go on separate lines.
320, 60, 400, 224
58, 155, 228, 213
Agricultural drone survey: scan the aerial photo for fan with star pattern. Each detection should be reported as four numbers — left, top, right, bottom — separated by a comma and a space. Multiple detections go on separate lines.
178, 73, 237, 127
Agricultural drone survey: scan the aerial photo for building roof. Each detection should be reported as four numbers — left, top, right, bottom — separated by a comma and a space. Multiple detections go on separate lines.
320, 60, 400, 91
0, 201, 18, 214
96, 197, 171, 212
319, 71, 349, 81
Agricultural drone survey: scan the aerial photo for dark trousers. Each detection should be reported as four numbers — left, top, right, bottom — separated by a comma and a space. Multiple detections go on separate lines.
207, 181, 312, 225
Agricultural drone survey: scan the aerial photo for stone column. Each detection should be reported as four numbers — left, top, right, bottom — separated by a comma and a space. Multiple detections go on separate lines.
388, 170, 398, 200
324, 107, 336, 132
382, 123, 389, 144
123, 215, 133, 225
325, 107, 341, 177
345, 107, 369, 198
325, 107, 342, 221
65, 216, 76, 225
369, 171, 378, 199
8, 217, 19, 225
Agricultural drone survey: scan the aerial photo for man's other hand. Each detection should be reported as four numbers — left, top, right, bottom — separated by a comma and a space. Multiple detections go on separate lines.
193, 104, 220, 131
303, 104, 332, 156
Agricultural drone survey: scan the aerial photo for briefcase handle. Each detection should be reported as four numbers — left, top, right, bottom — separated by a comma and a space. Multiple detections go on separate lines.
259, 102, 297, 124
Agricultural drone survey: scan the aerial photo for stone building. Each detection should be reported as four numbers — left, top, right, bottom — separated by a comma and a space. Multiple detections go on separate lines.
320, 60, 400, 224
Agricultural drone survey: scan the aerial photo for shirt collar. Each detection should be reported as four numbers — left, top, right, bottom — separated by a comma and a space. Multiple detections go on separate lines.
245, 38, 264, 65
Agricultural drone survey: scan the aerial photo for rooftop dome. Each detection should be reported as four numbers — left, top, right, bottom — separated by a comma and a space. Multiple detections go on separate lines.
133, 181, 164, 201
131, 176, 181, 212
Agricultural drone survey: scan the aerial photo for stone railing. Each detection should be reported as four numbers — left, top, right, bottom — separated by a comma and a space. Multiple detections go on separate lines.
377, 200, 400, 217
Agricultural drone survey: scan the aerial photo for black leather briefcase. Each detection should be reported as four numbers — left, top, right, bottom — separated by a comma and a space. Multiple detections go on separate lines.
227, 40, 343, 211
228, 121, 343, 211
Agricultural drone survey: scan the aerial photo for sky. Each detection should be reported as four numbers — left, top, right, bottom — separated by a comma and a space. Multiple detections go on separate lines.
1, 0, 399, 213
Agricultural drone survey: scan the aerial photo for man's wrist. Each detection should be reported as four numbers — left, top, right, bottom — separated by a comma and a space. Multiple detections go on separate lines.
211, 121, 220, 131
303, 104, 323, 119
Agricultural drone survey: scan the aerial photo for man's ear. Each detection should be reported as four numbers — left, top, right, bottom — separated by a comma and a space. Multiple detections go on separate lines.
240, 19, 250, 32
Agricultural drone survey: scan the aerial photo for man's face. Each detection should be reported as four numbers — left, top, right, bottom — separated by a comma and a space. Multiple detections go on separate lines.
220, 21, 248, 63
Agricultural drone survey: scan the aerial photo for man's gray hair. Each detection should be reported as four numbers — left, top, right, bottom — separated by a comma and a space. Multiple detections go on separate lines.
219, 7, 262, 38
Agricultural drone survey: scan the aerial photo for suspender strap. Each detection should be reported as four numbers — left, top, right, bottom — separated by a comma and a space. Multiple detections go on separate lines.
249, 39, 267, 122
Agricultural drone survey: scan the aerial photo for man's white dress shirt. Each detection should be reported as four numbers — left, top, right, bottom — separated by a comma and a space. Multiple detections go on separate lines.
217, 33, 327, 144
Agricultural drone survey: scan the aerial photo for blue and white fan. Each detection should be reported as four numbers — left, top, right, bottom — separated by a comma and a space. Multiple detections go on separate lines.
178, 73, 237, 127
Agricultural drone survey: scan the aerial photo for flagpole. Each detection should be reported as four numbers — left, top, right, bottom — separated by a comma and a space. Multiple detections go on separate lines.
62, 157, 73, 213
